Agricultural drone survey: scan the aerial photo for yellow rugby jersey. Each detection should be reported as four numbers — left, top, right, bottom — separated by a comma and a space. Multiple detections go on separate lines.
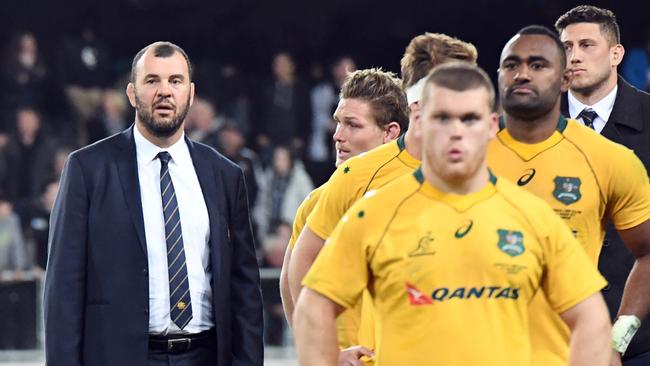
306, 134, 420, 240
289, 183, 326, 250
289, 183, 371, 351
304, 134, 419, 350
488, 117, 650, 365
303, 170, 606, 366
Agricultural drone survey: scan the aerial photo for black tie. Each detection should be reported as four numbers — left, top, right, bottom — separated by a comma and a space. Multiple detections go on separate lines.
578, 109, 598, 130
157, 151, 193, 329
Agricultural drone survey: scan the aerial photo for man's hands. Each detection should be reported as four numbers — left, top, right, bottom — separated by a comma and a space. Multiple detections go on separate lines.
339, 345, 374, 366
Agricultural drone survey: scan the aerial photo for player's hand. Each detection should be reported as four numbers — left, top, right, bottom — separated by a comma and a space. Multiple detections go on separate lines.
339, 345, 374, 366
610, 349, 622, 366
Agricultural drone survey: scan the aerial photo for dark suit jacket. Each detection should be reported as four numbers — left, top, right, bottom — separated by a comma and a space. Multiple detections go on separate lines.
43, 126, 264, 366
562, 77, 650, 359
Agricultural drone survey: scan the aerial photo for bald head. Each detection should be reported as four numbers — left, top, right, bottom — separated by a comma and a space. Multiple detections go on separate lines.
130, 41, 192, 83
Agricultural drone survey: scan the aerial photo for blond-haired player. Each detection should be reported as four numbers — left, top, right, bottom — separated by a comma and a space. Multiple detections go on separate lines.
288, 34, 477, 364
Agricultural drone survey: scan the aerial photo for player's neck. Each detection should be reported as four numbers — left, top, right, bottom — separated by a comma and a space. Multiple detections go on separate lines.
570, 72, 618, 106
423, 163, 490, 196
504, 108, 562, 144
403, 128, 421, 161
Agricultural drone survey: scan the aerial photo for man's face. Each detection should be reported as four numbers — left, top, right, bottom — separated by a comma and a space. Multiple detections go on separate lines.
421, 85, 497, 184
560, 22, 618, 94
498, 34, 568, 121
127, 50, 194, 138
332, 98, 387, 166
273, 53, 295, 81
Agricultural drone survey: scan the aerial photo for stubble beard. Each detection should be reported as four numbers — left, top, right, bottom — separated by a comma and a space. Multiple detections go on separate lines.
135, 93, 191, 138
570, 67, 611, 97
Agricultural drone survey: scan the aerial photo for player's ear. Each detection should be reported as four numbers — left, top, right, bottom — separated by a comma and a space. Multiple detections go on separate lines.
383, 121, 401, 142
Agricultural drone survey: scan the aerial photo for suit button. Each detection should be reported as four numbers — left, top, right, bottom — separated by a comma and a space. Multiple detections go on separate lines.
143, 269, 148, 276
603, 240, 609, 247
603, 285, 610, 291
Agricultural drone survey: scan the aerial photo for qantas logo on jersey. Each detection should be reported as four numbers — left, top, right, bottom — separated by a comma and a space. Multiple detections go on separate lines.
405, 282, 434, 305
405, 282, 520, 305
517, 168, 536, 186
553, 177, 582, 205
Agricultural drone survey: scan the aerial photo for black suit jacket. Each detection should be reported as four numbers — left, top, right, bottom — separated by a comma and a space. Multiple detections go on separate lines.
43, 126, 264, 366
562, 77, 650, 359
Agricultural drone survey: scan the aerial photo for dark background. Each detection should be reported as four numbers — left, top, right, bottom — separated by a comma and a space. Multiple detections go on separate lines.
1, 0, 645, 82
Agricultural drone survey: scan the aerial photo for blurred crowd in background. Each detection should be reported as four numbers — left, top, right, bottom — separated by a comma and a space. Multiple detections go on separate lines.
1, 24, 650, 349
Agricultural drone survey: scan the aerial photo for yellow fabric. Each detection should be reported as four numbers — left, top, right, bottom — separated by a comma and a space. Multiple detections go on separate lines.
303, 171, 606, 366
289, 183, 326, 251
304, 136, 419, 350
307, 137, 420, 241
488, 118, 650, 365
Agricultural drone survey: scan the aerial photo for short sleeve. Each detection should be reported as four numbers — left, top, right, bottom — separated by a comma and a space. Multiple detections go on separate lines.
302, 200, 371, 309
607, 147, 650, 230
306, 162, 366, 240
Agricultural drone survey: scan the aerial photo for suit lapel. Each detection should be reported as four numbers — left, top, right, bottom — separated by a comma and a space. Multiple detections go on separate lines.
116, 126, 148, 255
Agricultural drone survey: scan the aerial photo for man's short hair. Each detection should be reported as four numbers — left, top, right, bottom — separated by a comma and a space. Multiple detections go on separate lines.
516, 25, 567, 69
423, 62, 496, 112
400, 33, 478, 90
339, 68, 409, 132
555, 5, 620, 46
130, 41, 193, 82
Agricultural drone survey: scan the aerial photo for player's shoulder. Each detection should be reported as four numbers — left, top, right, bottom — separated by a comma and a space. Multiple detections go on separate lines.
336, 138, 402, 178
301, 183, 327, 211
347, 170, 422, 220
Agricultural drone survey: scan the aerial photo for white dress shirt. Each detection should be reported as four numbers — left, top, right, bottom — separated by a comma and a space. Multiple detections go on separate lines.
133, 125, 214, 334
568, 86, 617, 134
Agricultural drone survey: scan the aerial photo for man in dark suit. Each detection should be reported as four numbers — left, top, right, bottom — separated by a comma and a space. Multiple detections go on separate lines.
556, 6, 650, 365
43, 41, 264, 366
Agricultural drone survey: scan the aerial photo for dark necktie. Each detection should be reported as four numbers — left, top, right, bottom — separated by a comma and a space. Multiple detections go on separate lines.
578, 108, 598, 130
157, 151, 193, 330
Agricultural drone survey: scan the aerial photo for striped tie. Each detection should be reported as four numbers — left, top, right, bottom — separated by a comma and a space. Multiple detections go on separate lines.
578, 108, 598, 130
157, 151, 193, 330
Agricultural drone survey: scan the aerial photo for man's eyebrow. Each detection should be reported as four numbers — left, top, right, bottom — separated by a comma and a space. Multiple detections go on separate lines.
502, 55, 549, 63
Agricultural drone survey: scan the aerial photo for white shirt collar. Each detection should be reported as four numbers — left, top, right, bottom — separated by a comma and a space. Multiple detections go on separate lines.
133, 123, 191, 168
568, 85, 618, 122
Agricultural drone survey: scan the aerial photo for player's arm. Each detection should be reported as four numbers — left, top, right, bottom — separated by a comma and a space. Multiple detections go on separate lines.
606, 150, 650, 355
288, 226, 326, 304
279, 244, 294, 328
289, 162, 362, 303
560, 292, 611, 366
614, 220, 650, 352
294, 288, 344, 366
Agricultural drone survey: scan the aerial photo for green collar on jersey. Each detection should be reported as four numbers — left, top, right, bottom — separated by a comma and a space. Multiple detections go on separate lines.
397, 134, 406, 151
413, 167, 498, 185
498, 115, 568, 133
